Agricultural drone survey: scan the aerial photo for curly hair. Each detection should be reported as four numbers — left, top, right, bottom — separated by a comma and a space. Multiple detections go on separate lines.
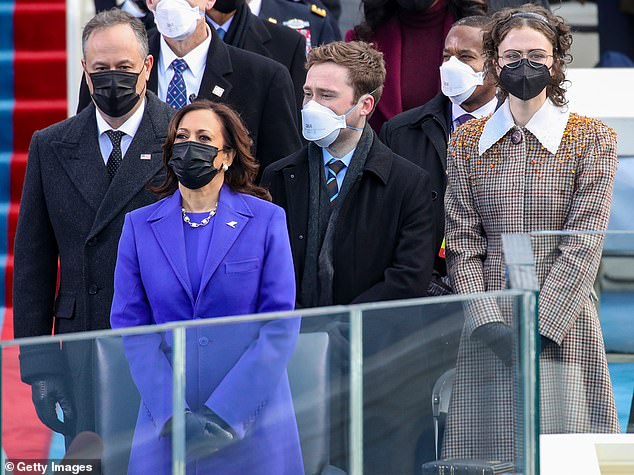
483, 4, 573, 106
353, 0, 487, 42
151, 100, 271, 201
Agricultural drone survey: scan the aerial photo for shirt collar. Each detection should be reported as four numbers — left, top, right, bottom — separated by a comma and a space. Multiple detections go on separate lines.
95, 96, 146, 138
478, 99, 570, 156
207, 15, 234, 31
160, 24, 212, 80
452, 96, 498, 122
322, 147, 356, 168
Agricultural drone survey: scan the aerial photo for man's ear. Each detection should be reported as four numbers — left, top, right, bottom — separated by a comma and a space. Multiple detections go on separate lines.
144, 54, 154, 80
359, 94, 375, 117
82, 59, 94, 94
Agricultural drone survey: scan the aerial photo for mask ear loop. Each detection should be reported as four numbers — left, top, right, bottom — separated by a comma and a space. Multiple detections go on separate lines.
343, 87, 379, 131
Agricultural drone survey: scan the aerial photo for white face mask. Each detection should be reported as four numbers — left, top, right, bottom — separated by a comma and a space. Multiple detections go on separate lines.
301, 97, 367, 148
154, 0, 203, 41
439, 56, 484, 105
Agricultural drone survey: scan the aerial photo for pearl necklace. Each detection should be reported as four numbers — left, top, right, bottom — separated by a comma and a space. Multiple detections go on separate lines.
182, 203, 218, 228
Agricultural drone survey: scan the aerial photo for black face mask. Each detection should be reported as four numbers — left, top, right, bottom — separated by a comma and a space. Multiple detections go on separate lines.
90, 69, 143, 118
395, 0, 434, 11
169, 141, 221, 190
499, 59, 551, 101
213, 0, 244, 14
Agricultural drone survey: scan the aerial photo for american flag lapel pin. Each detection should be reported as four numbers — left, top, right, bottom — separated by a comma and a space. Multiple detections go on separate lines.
212, 85, 225, 97
140, 153, 152, 160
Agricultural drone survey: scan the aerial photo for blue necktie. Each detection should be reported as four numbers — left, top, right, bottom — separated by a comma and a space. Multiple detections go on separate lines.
456, 113, 475, 126
216, 28, 226, 40
326, 159, 346, 204
166, 58, 188, 110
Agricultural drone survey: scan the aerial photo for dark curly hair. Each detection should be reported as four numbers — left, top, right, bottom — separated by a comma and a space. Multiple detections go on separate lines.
151, 100, 271, 201
354, 0, 487, 41
483, 4, 573, 106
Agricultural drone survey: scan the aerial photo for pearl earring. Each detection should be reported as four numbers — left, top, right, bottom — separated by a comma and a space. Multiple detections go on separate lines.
222, 163, 229, 172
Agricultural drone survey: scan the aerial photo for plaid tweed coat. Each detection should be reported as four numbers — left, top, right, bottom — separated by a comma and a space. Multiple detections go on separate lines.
442, 100, 620, 462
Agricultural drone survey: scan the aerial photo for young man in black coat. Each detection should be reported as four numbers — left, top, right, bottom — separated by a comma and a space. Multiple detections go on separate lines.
13, 10, 174, 444
261, 41, 435, 474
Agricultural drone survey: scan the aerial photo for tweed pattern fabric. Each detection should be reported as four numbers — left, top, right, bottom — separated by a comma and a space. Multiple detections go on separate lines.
442, 112, 620, 462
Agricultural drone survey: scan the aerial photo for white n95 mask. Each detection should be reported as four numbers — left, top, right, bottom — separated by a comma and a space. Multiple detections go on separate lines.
440, 56, 484, 105
154, 0, 202, 41
301, 98, 366, 148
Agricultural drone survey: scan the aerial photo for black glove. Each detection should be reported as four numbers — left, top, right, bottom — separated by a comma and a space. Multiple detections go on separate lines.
162, 408, 236, 459
31, 376, 76, 436
472, 322, 514, 367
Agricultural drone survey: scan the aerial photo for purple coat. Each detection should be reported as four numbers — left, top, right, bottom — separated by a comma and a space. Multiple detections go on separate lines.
110, 186, 303, 475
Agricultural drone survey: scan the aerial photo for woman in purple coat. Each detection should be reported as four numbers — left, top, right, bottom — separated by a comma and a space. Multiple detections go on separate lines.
110, 100, 303, 474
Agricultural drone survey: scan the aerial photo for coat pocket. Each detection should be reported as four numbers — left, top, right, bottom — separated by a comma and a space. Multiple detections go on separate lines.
54, 291, 76, 319
225, 258, 261, 274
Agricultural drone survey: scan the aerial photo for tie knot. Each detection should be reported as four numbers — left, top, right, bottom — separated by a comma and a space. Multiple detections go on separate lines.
216, 27, 226, 40
327, 159, 345, 175
456, 113, 475, 126
171, 58, 188, 72
105, 129, 125, 146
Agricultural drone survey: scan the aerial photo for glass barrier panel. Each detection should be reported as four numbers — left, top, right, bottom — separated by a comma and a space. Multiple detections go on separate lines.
504, 231, 634, 475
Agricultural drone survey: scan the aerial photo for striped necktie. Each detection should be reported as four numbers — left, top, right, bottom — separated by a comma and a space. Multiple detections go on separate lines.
326, 159, 346, 204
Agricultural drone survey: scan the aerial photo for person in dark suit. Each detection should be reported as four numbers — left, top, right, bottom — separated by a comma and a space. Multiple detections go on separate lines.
380, 15, 497, 280
261, 41, 435, 473
252, 0, 341, 49
110, 100, 302, 474
77, 0, 301, 175
206, 0, 307, 108
13, 10, 174, 445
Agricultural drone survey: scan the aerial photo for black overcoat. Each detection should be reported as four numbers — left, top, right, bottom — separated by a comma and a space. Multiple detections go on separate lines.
261, 134, 435, 306
13, 92, 173, 434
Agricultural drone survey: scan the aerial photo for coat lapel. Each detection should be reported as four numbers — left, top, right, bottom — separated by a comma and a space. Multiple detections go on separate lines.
51, 106, 110, 211
149, 190, 195, 304
196, 187, 253, 304
197, 28, 234, 102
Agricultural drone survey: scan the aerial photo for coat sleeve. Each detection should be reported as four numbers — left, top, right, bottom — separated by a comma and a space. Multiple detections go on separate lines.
255, 67, 301, 175
288, 34, 307, 110
538, 122, 618, 345
14, 130, 68, 381
445, 129, 503, 335
205, 206, 300, 439
111, 213, 188, 435
351, 167, 434, 303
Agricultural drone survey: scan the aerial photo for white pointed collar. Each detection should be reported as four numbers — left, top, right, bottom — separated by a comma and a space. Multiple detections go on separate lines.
478, 99, 570, 156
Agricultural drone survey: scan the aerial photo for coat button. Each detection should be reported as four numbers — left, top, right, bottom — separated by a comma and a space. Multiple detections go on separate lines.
290, 174, 295, 179
88, 284, 99, 295
198, 337, 209, 346
87, 237, 98, 247
298, 234, 304, 240
431, 191, 438, 201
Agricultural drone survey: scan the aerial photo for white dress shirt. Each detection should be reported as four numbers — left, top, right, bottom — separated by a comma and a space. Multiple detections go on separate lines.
96, 97, 146, 164
158, 25, 212, 103
207, 15, 234, 37
478, 99, 570, 156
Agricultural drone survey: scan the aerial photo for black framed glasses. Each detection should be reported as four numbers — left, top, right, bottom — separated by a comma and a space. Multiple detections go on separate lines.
498, 50, 553, 68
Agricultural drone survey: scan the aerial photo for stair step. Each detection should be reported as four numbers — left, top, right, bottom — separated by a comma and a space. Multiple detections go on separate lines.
9, 99, 67, 154
14, 51, 66, 100
13, 3, 66, 52
0, 51, 13, 101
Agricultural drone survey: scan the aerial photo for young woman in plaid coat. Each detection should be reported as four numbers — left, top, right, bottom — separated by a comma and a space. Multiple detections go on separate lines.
442, 5, 620, 463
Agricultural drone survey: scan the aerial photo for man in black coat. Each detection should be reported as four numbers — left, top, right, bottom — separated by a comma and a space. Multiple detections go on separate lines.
14, 10, 174, 444
380, 15, 497, 279
78, 0, 301, 174
207, 0, 307, 108
261, 41, 435, 473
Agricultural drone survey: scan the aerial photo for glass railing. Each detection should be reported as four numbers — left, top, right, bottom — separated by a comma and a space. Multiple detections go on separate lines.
504, 230, 634, 475
1, 291, 540, 475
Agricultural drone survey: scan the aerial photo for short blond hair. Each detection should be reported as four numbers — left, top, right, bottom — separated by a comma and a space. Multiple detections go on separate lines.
306, 41, 386, 104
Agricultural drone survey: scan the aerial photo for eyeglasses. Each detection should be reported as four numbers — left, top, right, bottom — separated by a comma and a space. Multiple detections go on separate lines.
498, 50, 553, 68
